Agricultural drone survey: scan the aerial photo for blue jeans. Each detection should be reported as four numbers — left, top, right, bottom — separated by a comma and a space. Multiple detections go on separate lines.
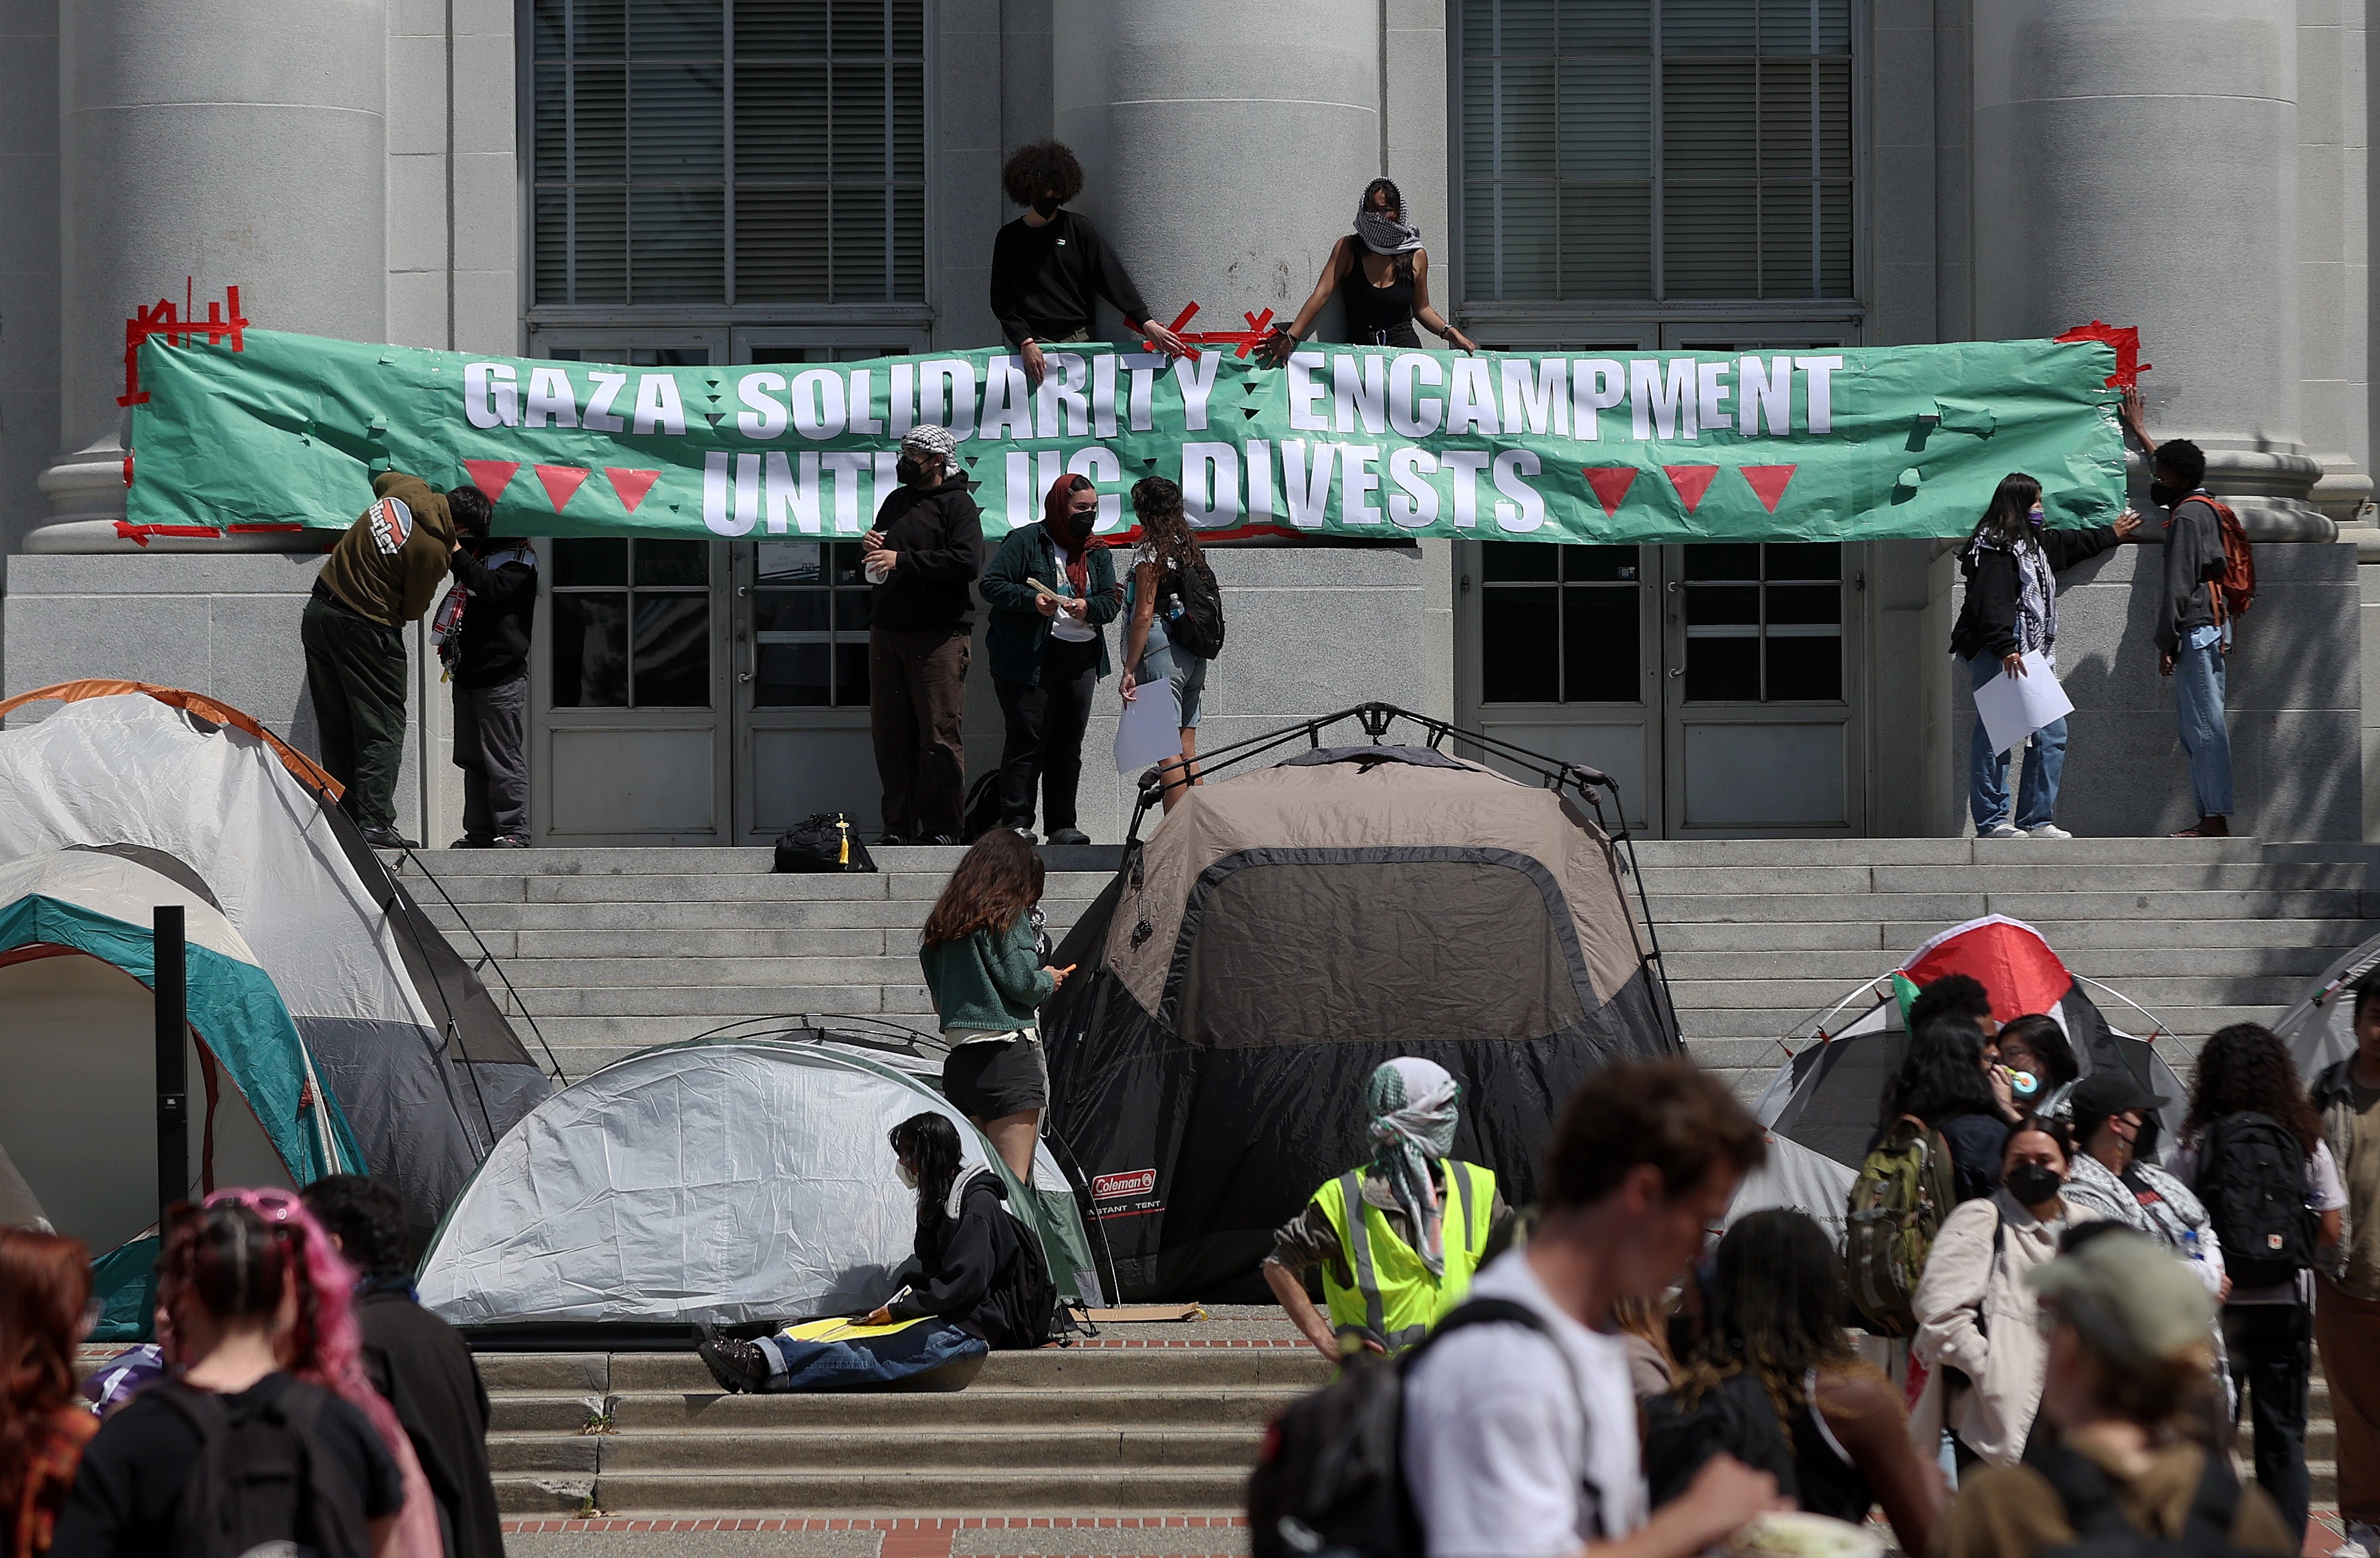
1967, 653, 2067, 830
2173, 635, 2235, 818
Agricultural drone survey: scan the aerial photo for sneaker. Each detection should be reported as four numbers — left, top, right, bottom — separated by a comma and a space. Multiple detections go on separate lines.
2173, 816, 2232, 838
925, 833, 960, 847
2334, 1524, 2380, 1558
359, 826, 420, 849
1978, 823, 2022, 839
2026, 823, 2073, 839
694, 1323, 772, 1395
1046, 828, 1091, 847
877, 834, 908, 847
490, 834, 530, 849
449, 835, 491, 850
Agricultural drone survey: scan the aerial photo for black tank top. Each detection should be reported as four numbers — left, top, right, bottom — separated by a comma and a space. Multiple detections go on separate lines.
1337, 245, 1421, 346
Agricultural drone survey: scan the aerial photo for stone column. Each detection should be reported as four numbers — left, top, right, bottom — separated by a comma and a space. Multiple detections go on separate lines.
34, 0, 388, 553
1971, 0, 2324, 537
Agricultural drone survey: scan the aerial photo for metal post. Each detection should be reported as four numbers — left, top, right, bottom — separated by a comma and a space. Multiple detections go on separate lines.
154, 905, 187, 1225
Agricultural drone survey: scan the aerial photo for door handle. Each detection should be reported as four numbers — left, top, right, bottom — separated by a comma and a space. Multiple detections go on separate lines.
1666, 580, 1683, 593
738, 671, 754, 683
1668, 666, 1685, 677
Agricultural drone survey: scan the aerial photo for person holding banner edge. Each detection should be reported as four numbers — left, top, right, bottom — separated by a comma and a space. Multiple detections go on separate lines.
1257, 177, 1477, 362
1949, 473, 2140, 839
990, 142, 1188, 391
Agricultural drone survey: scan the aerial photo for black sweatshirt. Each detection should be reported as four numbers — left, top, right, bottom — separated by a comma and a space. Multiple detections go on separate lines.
447, 544, 537, 687
888, 1171, 1036, 1346
1949, 526, 2123, 661
988, 209, 1152, 348
870, 473, 986, 632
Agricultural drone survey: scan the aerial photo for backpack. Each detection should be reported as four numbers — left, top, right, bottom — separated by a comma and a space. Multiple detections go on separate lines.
2185, 495, 2256, 629
963, 770, 1004, 843
976, 1184, 1061, 1351
1247, 1298, 1573, 1558
1642, 1371, 1799, 1511
155, 1377, 373, 1558
1158, 559, 1226, 661
2192, 1111, 2313, 1288
772, 812, 878, 873
1845, 1117, 1959, 1337
2029, 1438, 2254, 1558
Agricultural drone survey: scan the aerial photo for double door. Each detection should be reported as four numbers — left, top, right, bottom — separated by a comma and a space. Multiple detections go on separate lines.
528, 327, 921, 844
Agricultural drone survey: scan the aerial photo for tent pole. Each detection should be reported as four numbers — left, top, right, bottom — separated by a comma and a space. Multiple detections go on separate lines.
154, 905, 189, 1228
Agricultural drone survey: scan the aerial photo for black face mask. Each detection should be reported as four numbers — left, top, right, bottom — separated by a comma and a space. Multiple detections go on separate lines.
2005, 1162, 2062, 1206
897, 457, 930, 485
1032, 195, 1061, 219
1057, 506, 1095, 546
2149, 479, 2181, 509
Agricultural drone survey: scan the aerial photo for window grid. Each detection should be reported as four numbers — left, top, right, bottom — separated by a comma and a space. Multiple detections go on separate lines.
752, 540, 873, 708
1477, 543, 1645, 706
1679, 541, 1843, 702
550, 538, 715, 709
532, 0, 928, 308
1461, 0, 1854, 304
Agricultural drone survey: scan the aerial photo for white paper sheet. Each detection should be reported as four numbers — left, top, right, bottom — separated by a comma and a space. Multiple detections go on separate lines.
1973, 650, 2075, 755
1114, 682, 1184, 772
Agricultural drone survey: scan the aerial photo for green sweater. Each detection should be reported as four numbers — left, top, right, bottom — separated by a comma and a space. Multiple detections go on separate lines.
919, 913, 1053, 1033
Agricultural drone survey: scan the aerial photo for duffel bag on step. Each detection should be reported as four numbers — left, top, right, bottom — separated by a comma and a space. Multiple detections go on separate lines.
774, 813, 878, 873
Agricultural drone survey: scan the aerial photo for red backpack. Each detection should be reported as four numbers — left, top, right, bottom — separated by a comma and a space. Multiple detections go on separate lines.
2187, 495, 2256, 627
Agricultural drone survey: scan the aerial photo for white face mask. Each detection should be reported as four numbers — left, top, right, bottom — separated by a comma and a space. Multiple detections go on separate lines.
897, 1163, 919, 1190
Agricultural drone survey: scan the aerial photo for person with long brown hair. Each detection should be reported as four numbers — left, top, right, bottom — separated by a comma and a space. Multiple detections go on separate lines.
1257, 177, 1476, 358
921, 828, 1071, 1181
979, 471, 1123, 845
3, 1229, 95, 1558
1119, 476, 1212, 812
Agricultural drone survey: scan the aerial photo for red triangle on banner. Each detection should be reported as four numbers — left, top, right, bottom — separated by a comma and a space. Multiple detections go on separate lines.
1741, 464, 1798, 513
1580, 467, 1638, 516
534, 465, 590, 513
605, 467, 661, 514
462, 460, 519, 502
1663, 465, 1720, 513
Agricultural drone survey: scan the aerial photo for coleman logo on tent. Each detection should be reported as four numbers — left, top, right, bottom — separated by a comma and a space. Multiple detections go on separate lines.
367, 495, 415, 555
1093, 1169, 1157, 1200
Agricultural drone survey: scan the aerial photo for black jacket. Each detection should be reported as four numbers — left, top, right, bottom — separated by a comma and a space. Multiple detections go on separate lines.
988, 209, 1152, 348
356, 1289, 505, 1558
870, 474, 986, 633
1948, 526, 2123, 661
447, 544, 536, 687
980, 522, 1124, 685
888, 1171, 1035, 1346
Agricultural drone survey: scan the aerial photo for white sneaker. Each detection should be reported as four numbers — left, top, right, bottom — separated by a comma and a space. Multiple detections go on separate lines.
2026, 823, 2073, 839
2333, 1524, 2380, 1558
1979, 823, 2022, 839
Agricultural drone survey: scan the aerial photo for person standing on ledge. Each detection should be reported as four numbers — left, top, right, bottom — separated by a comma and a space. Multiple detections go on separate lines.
1258, 177, 1478, 362
303, 470, 459, 849
989, 141, 1188, 391
2120, 388, 2236, 838
435, 484, 537, 849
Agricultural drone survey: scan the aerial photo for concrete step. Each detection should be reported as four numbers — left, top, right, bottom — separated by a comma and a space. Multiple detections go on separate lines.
419, 871, 1116, 905
496, 955, 926, 988
1650, 889, 2369, 923
490, 1386, 1303, 1436
572, 1426, 1262, 1473
1674, 1003, 2289, 1042
1628, 837, 2281, 866
425, 898, 1098, 931
496, 1467, 1251, 1517
1670, 975, 2307, 1011
1654, 917, 2376, 953
1659, 947, 2338, 982
1634, 863, 2369, 895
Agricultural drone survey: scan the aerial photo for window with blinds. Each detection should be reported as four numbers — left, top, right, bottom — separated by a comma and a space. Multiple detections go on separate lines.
532, 0, 926, 307
1461, 0, 1852, 303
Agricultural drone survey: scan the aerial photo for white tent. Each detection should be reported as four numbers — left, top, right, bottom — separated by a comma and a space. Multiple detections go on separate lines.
419, 1037, 1100, 1328
0, 683, 551, 1230
2274, 931, 2380, 1081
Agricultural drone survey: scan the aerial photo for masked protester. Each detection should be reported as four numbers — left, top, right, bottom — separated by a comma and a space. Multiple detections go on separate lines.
988, 142, 1187, 391
433, 485, 536, 848
1258, 177, 1478, 364
862, 425, 985, 846
1261, 1059, 1514, 1364
1947, 471, 2141, 839
979, 473, 1123, 845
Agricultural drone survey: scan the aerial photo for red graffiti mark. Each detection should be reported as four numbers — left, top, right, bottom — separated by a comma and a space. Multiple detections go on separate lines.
1581, 467, 1638, 516
605, 467, 661, 514
1138, 302, 1283, 360
2054, 321, 2151, 388
1741, 465, 1798, 514
463, 460, 520, 503
1663, 465, 1720, 514
534, 464, 590, 513
118, 280, 248, 407
112, 522, 225, 546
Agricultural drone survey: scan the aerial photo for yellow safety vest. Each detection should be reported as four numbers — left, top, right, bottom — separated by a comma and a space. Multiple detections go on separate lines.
1311, 1158, 1496, 1353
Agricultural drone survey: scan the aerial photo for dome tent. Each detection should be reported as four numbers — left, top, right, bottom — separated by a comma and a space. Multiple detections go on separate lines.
0, 681, 553, 1234
2274, 931, 2380, 1080
417, 1032, 1101, 1329
1041, 703, 1681, 1302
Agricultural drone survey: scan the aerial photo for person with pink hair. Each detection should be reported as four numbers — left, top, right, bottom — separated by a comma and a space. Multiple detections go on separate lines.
48, 1190, 441, 1558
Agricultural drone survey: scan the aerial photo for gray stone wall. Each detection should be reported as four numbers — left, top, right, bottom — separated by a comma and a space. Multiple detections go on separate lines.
0, 3, 61, 562
1949, 538, 2363, 841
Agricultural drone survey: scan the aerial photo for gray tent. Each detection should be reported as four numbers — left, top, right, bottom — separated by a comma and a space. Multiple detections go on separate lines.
2275, 931, 2380, 1081
417, 1034, 1101, 1329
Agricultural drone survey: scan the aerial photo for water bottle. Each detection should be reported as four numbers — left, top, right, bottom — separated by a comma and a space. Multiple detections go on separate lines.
2183, 1228, 2203, 1264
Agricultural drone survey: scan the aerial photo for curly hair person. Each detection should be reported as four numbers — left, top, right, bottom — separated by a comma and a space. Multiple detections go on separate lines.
1130, 475, 1201, 574
1002, 142, 1084, 209
920, 825, 1041, 947
2183, 1022, 2324, 1152
1884, 1017, 2002, 1127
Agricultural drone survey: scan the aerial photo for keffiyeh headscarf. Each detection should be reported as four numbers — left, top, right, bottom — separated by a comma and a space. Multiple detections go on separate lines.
902, 424, 959, 462
1356, 179, 1424, 256
1366, 1057, 1462, 1275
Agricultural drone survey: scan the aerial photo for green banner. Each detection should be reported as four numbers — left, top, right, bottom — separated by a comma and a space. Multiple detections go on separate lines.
128, 328, 2125, 544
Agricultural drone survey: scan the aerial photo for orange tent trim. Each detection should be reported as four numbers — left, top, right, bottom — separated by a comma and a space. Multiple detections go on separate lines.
0, 679, 344, 801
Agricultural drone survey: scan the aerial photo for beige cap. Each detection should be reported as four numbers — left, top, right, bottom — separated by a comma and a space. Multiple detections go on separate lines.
2027, 1228, 2215, 1367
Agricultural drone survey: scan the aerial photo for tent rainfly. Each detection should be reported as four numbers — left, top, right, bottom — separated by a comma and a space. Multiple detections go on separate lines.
417, 1037, 1101, 1327
2275, 932, 2380, 1081
1043, 733, 1679, 1302
0, 682, 552, 1234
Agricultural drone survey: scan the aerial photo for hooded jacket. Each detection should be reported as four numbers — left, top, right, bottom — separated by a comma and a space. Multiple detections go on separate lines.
887, 1170, 1043, 1348
1949, 526, 2123, 662
870, 472, 986, 633
320, 472, 459, 628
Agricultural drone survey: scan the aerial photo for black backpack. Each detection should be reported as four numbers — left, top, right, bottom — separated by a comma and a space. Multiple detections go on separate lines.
772, 812, 878, 873
972, 1181, 1061, 1350
2029, 1439, 2256, 1558
2193, 1111, 2314, 1288
155, 1377, 373, 1558
1158, 559, 1226, 661
1247, 1299, 1574, 1558
1642, 1371, 1799, 1511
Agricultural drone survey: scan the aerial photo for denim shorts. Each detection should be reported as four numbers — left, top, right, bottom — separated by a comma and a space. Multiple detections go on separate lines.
1140, 624, 1208, 729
